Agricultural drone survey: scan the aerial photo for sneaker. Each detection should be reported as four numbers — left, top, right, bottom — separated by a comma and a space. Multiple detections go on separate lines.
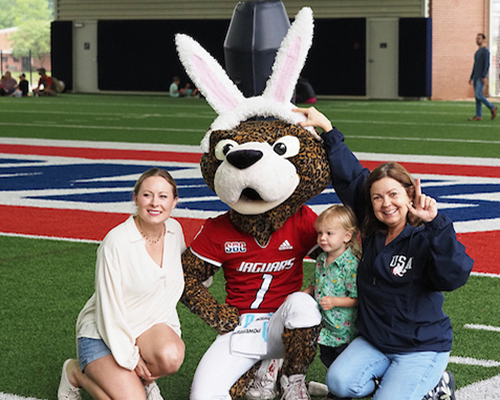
280, 374, 311, 400
144, 381, 164, 400
246, 359, 283, 400
422, 370, 456, 400
57, 359, 82, 400
468, 116, 482, 121
306, 381, 329, 397
492, 106, 498, 120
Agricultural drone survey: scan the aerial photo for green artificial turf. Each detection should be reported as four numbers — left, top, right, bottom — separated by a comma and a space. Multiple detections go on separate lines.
1, 94, 499, 158
1, 93, 499, 399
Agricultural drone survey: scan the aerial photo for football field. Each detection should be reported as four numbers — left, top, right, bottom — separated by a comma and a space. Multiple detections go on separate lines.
0, 94, 499, 399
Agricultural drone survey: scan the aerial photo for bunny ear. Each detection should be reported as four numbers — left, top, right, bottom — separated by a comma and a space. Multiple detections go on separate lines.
263, 7, 314, 104
175, 34, 245, 116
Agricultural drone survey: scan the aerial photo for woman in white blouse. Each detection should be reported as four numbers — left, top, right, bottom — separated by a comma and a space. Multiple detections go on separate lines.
58, 168, 186, 400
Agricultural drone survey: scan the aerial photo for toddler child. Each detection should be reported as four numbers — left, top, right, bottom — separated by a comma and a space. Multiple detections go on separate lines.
304, 204, 360, 400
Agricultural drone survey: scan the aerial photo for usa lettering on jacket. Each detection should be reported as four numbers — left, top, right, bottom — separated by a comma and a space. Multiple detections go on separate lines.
390, 255, 413, 277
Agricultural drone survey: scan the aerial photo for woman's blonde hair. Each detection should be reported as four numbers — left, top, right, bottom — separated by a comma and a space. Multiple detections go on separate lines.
315, 204, 361, 258
133, 168, 178, 198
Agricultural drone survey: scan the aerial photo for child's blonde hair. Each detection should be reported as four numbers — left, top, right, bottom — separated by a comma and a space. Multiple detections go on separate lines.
315, 204, 361, 258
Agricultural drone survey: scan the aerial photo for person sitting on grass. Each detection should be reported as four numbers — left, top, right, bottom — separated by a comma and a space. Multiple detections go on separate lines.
169, 76, 198, 97
33, 68, 56, 96
11, 73, 29, 97
0, 71, 17, 96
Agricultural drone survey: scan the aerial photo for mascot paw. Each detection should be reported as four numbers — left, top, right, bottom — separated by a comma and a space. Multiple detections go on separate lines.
216, 303, 240, 334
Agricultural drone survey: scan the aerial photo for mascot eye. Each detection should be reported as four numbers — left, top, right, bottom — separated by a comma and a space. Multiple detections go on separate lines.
273, 136, 300, 158
215, 139, 239, 161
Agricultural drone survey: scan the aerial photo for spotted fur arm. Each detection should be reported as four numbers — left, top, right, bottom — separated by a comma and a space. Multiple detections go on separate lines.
181, 248, 240, 334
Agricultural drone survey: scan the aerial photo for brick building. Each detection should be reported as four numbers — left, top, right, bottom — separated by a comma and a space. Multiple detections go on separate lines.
432, 0, 499, 100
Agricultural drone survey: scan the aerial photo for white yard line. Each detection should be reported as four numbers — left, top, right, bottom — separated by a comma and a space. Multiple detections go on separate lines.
455, 374, 500, 399
465, 323, 500, 332
0, 137, 202, 152
450, 356, 500, 368
0, 394, 47, 400
471, 271, 500, 278
0, 122, 205, 133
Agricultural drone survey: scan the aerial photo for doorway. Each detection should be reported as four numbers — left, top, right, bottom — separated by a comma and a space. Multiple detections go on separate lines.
73, 21, 99, 93
367, 18, 399, 99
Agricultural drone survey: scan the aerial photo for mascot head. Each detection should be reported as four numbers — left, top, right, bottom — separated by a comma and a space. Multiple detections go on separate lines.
176, 7, 330, 241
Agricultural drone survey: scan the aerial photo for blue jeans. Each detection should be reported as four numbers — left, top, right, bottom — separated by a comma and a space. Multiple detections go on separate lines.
326, 336, 450, 400
77, 337, 112, 371
473, 78, 495, 117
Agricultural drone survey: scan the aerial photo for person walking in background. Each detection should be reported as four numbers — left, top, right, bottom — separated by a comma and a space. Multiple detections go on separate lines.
303, 204, 360, 400
468, 33, 497, 121
57, 168, 186, 400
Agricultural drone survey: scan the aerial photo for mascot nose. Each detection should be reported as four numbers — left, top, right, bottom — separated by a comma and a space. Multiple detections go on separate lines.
226, 149, 263, 169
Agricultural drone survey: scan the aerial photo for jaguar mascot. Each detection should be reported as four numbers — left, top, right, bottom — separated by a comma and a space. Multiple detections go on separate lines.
176, 8, 331, 400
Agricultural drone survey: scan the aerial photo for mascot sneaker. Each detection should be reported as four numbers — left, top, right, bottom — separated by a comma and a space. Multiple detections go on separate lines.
57, 359, 82, 400
246, 358, 283, 400
280, 374, 311, 400
144, 381, 164, 400
422, 370, 456, 400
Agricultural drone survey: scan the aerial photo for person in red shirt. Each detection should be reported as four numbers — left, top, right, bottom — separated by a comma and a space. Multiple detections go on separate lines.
33, 67, 56, 96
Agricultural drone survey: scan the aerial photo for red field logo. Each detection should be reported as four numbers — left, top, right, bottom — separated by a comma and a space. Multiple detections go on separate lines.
1, 139, 499, 275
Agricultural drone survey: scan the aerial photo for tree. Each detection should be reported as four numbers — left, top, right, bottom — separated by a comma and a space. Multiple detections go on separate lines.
10, 19, 51, 67
0, 0, 52, 29
0, 0, 15, 29
2, 0, 53, 68
12, 0, 52, 26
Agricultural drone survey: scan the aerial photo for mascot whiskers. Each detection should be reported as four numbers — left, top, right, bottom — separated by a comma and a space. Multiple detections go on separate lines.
176, 8, 331, 400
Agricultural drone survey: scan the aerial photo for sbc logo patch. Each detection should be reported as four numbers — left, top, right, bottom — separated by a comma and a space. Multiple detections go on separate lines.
225, 241, 247, 254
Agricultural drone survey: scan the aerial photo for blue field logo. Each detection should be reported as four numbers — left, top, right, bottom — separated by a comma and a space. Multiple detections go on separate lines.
1, 150, 499, 232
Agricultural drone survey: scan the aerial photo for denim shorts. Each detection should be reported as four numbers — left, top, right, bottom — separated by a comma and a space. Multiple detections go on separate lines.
77, 337, 112, 371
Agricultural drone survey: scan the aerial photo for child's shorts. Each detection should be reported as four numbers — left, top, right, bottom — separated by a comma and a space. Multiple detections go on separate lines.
77, 337, 112, 371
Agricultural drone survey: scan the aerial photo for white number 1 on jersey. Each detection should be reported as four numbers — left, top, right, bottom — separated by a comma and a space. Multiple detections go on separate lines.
250, 274, 274, 309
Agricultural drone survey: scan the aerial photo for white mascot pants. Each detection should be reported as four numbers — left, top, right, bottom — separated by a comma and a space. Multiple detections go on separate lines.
190, 292, 321, 400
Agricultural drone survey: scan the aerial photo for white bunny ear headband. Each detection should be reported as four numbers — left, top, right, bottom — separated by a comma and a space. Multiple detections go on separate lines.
175, 7, 318, 153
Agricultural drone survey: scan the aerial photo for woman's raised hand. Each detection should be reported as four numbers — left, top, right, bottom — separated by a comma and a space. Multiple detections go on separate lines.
293, 107, 333, 133
407, 178, 438, 223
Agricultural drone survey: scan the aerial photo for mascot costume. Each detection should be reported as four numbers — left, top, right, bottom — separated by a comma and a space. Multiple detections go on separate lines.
176, 7, 331, 400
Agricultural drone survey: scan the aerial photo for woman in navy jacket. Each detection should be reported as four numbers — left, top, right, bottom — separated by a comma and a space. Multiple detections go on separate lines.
295, 107, 473, 400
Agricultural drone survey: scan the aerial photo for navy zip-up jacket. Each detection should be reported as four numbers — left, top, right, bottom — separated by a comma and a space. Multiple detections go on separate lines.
322, 128, 474, 353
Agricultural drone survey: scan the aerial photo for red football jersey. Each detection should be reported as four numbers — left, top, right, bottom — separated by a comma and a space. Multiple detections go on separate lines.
190, 205, 318, 314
